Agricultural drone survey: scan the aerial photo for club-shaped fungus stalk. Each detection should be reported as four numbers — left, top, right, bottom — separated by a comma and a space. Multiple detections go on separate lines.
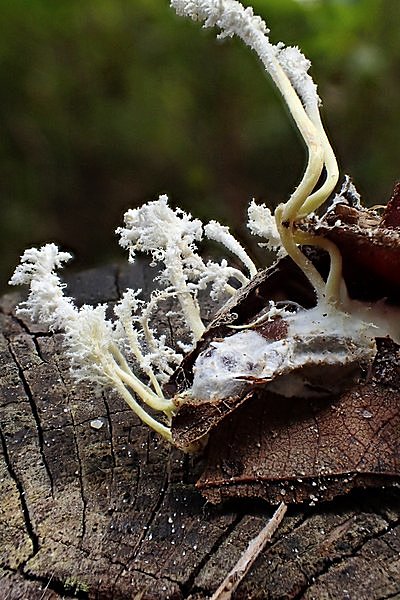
171, 0, 344, 305
10, 0, 399, 447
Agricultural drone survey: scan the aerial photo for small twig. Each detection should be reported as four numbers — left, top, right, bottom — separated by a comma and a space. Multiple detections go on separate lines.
39, 572, 54, 600
210, 502, 287, 600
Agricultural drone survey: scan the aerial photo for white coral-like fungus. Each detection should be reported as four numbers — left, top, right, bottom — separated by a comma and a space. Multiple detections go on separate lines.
9, 244, 75, 328
9, 1, 397, 450
247, 200, 286, 257
117, 194, 254, 341
117, 194, 205, 340
117, 194, 202, 265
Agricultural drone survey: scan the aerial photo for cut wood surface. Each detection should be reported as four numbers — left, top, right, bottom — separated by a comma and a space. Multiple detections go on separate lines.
1, 262, 399, 600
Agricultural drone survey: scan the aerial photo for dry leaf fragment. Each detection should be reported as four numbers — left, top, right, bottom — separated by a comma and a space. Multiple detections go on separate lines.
302, 181, 400, 300
198, 337, 400, 505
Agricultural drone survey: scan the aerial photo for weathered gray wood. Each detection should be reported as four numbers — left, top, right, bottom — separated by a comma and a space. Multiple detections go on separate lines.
1, 263, 399, 599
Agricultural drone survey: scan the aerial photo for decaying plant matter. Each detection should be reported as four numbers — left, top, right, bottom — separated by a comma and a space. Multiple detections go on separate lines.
10, 0, 400, 482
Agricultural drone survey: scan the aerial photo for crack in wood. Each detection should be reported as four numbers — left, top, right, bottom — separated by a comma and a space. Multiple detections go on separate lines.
20, 569, 89, 599
182, 513, 243, 597
110, 469, 171, 596
0, 566, 84, 600
103, 394, 116, 490
292, 515, 399, 600
6, 334, 55, 498
70, 424, 88, 545
0, 425, 38, 563
49, 341, 88, 545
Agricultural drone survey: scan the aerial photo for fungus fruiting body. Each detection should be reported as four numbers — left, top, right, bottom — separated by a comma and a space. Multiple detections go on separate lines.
10, 0, 400, 451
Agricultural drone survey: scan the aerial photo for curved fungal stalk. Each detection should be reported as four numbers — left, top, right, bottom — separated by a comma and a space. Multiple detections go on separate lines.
276, 46, 340, 219
297, 107, 339, 218
204, 221, 257, 278
171, 0, 343, 304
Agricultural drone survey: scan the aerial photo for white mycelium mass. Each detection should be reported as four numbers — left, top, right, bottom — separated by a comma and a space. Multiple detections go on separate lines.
189, 303, 389, 402
9, 1, 399, 447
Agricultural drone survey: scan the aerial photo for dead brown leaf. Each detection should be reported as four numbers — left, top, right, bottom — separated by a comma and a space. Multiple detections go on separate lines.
305, 180, 400, 301
198, 337, 400, 505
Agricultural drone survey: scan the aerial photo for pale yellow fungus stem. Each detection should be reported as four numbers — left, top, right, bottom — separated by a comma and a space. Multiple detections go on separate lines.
111, 377, 173, 442
269, 62, 343, 305
275, 205, 327, 301
176, 289, 205, 341
297, 107, 340, 218
293, 230, 344, 304
270, 63, 325, 223
224, 283, 239, 296
116, 320, 164, 397
114, 363, 175, 414
110, 344, 174, 413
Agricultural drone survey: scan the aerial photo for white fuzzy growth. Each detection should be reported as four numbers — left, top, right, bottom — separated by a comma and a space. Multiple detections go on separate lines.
64, 304, 118, 385
114, 288, 184, 383
114, 288, 145, 323
9, 244, 76, 329
143, 339, 183, 382
9, 244, 177, 439
9, 245, 182, 388
10, 244, 72, 286
170, 0, 320, 111
117, 195, 258, 339
117, 194, 203, 265
117, 195, 206, 340
247, 200, 286, 257
171, 0, 269, 38
171, 0, 277, 75
10, 246, 123, 386
190, 303, 380, 401
205, 220, 257, 277
277, 45, 320, 112
114, 288, 148, 362
197, 258, 248, 300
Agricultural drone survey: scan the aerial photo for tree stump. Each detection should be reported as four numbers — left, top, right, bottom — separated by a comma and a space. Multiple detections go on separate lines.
1, 262, 399, 600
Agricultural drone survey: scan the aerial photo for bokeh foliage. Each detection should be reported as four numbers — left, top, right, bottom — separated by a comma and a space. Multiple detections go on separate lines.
1, 0, 399, 287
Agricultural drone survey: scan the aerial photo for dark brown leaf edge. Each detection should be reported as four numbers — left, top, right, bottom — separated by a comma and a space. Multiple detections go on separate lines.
302, 179, 400, 301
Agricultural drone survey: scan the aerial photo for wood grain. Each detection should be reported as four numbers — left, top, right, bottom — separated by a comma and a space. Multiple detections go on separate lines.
1, 262, 399, 599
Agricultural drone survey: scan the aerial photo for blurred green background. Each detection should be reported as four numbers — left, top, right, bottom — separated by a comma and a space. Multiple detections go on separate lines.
1, 0, 399, 289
